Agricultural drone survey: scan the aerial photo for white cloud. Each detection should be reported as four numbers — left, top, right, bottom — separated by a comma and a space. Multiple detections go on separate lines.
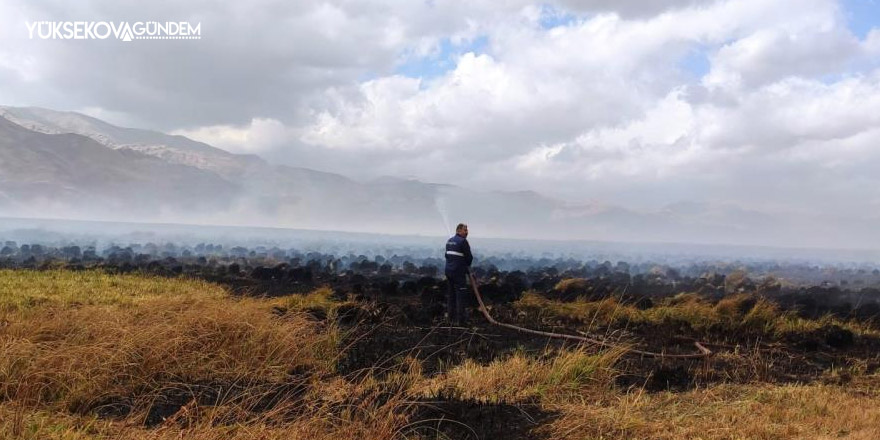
174, 118, 293, 154
866, 28, 880, 54
4, 0, 880, 221
280, 0, 877, 197
703, 27, 859, 90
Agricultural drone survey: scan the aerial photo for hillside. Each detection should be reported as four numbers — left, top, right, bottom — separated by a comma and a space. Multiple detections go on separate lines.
0, 116, 238, 217
1, 105, 875, 248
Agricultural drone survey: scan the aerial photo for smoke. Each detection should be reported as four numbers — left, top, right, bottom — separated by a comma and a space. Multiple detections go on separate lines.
434, 192, 452, 237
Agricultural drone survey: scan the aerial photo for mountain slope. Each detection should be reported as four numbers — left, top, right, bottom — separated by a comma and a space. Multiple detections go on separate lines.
0, 116, 238, 217
0, 105, 847, 248
0, 106, 261, 179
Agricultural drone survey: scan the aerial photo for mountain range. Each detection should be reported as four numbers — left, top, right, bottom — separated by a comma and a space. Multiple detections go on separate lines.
0, 105, 873, 249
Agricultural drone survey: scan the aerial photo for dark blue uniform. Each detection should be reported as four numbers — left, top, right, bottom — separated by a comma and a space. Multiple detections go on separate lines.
445, 234, 473, 324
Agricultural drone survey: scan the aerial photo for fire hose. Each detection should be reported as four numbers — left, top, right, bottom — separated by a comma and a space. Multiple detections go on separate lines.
468, 272, 712, 359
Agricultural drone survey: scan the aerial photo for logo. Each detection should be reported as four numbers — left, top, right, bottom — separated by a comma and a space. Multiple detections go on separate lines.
26, 21, 202, 41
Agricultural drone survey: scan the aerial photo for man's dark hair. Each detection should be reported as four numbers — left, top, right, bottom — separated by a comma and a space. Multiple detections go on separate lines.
456, 223, 467, 232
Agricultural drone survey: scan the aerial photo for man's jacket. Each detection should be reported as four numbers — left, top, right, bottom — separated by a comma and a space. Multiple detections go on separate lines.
445, 234, 473, 274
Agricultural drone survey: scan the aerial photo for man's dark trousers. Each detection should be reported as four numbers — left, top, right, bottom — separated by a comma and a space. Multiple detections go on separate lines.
446, 270, 468, 324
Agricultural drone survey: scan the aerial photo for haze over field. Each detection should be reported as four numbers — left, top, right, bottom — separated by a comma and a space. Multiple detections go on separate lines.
1, 0, 880, 250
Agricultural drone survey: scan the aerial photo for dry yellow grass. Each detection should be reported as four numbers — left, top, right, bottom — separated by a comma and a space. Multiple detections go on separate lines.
554, 278, 590, 295
3, 270, 880, 439
0, 269, 226, 312
6, 380, 880, 440
543, 381, 880, 440
515, 290, 875, 339
0, 270, 409, 439
0, 393, 410, 440
418, 347, 626, 404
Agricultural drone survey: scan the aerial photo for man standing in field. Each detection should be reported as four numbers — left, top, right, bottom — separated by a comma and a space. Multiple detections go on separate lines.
445, 223, 473, 325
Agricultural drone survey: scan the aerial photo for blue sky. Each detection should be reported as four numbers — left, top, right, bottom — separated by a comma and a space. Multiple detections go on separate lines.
393, 5, 578, 81
842, 0, 879, 38
537, 4, 578, 29
394, 35, 489, 82
395, 1, 878, 81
